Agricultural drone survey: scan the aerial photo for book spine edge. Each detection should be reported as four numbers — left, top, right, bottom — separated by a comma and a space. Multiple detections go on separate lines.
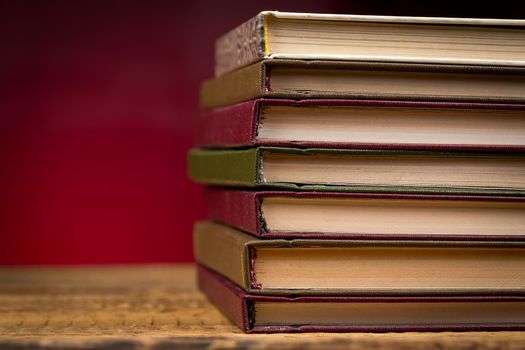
188, 148, 259, 186
215, 14, 265, 77
198, 100, 259, 147
193, 221, 251, 290
206, 188, 262, 235
201, 62, 265, 110
197, 264, 250, 332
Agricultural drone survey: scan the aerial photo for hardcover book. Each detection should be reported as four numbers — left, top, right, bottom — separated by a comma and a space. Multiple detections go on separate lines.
188, 147, 525, 196
215, 11, 525, 76
198, 264, 525, 333
204, 188, 525, 240
201, 59, 525, 109
198, 98, 525, 151
194, 221, 525, 296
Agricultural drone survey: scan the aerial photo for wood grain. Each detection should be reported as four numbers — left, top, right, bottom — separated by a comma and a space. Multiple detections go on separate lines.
0, 265, 524, 349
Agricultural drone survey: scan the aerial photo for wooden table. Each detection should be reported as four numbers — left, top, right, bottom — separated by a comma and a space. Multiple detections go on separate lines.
0, 265, 523, 349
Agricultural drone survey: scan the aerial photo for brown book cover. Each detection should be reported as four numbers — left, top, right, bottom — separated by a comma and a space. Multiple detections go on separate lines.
201, 59, 525, 109
198, 264, 525, 333
193, 220, 525, 296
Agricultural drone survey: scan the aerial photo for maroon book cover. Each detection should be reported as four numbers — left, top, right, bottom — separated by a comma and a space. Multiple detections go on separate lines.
205, 187, 525, 241
198, 98, 525, 152
198, 264, 525, 333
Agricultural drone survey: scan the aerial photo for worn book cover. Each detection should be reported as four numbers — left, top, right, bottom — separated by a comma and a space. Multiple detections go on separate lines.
187, 146, 525, 196
215, 11, 525, 76
201, 59, 525, 109
204, 188, 525, 240
193, 220, 525, 296
198, 98, 525, 151
198, 264, 525, 333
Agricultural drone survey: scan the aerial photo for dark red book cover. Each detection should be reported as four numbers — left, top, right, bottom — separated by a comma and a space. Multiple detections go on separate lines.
205, 187, 525, 241
198, 98, 525, 152
198, 264, 525, 333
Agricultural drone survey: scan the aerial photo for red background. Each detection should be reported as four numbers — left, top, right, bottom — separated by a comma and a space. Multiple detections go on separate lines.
0, 1, 522, 265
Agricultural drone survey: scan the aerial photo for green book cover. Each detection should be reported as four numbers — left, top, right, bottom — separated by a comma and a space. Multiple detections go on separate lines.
187, 147, 525, 196
188, 148, 260, 186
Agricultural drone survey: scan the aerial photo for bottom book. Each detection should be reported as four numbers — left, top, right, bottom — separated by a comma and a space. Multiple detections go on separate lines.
197, 264, 525, 333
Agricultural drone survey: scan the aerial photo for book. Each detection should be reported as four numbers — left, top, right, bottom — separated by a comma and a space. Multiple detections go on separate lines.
188, 147, 525, 196
215, 11, 525, 77
201, 59, 525, 110
199, 98, 525, 151
194, 221, 525, 295
198, 264, 525, 333
204, 188, 525, 240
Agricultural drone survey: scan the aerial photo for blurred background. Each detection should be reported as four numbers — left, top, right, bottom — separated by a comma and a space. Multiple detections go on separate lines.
1, 0, 523, 265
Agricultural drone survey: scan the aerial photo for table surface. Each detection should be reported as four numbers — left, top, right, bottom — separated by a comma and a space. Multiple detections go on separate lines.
0, 265, 524, 350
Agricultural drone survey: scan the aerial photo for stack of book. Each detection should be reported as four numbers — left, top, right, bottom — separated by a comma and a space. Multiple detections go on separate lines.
189, 11, 525, 333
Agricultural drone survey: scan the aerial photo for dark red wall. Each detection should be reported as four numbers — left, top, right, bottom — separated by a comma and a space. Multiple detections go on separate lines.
0, 1, 348, 264
0, 1, 522, 264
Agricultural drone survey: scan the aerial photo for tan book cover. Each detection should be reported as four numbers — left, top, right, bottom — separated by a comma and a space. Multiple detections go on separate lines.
215, 11, 525, 76
194, 221, 525, 296
201, 60, 525, 109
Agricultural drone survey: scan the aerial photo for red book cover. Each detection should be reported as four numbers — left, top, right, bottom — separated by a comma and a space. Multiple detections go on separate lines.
198, 98, 525, 152
198, 264, 525, 333
205, 187, 525, 241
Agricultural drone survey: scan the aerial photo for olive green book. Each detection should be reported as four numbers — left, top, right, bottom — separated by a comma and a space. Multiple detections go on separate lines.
201, 59, 525, 110
187, 147, 525, 196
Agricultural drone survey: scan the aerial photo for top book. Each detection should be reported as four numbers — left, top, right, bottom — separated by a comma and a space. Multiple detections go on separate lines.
215, 11, 525, 76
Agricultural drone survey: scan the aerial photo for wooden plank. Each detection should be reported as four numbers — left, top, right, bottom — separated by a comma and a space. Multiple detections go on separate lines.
0, 265, 524, 349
